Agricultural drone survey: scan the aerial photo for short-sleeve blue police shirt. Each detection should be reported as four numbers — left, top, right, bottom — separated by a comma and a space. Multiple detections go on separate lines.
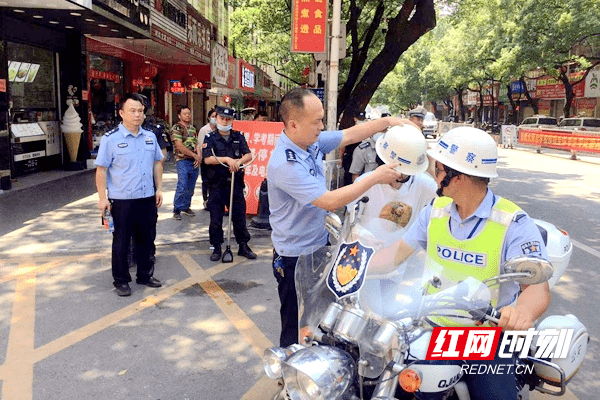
402, 189, 548, 307
268, 130, 343, 256
95, 123, 164, 200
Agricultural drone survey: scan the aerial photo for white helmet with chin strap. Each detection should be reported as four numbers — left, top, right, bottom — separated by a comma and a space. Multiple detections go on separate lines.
375, 124, 428, 175
427, 127, 498, 178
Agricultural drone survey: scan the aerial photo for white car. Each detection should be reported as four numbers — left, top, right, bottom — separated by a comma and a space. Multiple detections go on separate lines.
518, 115, 558, 129
422, 112, 438, 138
557, 117, 600, 132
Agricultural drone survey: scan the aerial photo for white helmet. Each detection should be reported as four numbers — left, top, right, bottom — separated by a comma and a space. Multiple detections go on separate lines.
375, 124, 428, 175
427, 127, 498, 178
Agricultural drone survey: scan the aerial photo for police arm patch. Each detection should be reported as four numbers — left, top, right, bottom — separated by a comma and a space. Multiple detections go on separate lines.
520, 241, 542, 255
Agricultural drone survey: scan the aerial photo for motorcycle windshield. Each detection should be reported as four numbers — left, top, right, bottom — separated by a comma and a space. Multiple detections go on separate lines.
296, 213, 495, 345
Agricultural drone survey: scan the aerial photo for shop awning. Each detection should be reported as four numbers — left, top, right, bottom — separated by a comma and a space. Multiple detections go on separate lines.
89, 35, 209, 66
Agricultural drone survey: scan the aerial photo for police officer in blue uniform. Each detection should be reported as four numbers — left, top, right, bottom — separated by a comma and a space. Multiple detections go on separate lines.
373, 127, 551, 400
267, 88, 408, 346
95, 93, 164, 297
202, 106, 256, 261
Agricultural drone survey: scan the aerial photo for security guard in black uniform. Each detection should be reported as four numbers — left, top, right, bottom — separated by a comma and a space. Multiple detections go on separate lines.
202, 106, 256, 262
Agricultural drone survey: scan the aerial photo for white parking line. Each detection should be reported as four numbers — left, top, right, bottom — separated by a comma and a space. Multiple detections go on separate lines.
572, 239, 600, 259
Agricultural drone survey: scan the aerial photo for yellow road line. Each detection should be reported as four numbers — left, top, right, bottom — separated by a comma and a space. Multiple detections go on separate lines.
177, 254, 274, 358
2, 274, 37, 400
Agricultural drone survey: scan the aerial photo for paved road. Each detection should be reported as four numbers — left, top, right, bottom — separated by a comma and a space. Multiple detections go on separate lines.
0, 147, 595, 400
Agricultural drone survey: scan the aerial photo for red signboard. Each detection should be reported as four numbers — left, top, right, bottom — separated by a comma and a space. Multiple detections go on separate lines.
227, 55, 236, 89
90, 69, 121, 83
534, 73, 585, 99
233, 120, 285, 214
0, 79, 6, 93
291, 0, 327, 53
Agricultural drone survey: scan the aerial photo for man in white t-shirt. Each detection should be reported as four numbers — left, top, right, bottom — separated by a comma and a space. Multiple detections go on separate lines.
348, 124, 436, 230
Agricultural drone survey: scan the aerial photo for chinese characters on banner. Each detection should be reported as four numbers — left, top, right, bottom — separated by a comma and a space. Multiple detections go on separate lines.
519, 128, 600, 154
233, 120, 285, 214
291, 0, 327, 53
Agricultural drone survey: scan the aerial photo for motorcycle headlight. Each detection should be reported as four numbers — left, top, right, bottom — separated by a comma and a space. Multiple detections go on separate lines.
263, 347, 288, 379
282, 345, 356, 400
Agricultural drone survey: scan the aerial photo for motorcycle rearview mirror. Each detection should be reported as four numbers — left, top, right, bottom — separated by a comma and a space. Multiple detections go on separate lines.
325, 213, 342, 243
485, 256, 554, 286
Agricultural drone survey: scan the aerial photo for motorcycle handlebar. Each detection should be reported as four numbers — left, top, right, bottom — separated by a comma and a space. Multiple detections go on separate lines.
485, 305, 501, 324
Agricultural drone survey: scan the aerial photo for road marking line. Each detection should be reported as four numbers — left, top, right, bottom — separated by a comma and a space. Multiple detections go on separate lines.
2, 274, 37, 400
241, 375, 281, 400
177, 254, 274, 359
572, 239, 600, 259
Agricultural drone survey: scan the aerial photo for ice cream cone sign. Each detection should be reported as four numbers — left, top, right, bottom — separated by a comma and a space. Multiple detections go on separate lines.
61, 99, 83, 162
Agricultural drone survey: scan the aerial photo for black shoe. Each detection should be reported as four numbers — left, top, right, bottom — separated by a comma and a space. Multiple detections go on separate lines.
114, 282, 131, 296
136, 277, 162, 288
181, 208, 196, 217
173, 212, 182, 220
238, 243, 257, 259
210, 246, 222, 261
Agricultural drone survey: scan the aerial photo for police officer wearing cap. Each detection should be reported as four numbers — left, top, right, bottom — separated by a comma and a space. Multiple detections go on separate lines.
372, 127, 550, 400
340, 110, 367, 186
348, 130, 381, 182
408, 106, 427, 131
202, 106, 256, 261
95, 93, 164, 297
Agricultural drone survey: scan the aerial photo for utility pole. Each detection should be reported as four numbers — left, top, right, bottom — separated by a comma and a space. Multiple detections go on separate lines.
326, 0, 342, 132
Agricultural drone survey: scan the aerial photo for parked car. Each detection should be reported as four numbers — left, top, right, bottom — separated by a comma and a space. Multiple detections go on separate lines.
557, 117, 600, 132
518, 115, 558, 129
422, 112, 438, 138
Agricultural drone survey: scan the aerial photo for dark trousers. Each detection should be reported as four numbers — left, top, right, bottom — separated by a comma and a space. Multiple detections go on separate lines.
111, 196, 156, 284
207, 182, 251, 246
128, 207, 158, 266
200, 164, 208, 201
463, 333, 517, 400
272, 250, 300, 347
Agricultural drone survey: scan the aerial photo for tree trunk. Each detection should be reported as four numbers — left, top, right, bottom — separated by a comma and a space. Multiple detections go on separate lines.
520, 77, 538, 114
506, 84, 518, 124
337, 0, 436, 128
456, 88, 466, 121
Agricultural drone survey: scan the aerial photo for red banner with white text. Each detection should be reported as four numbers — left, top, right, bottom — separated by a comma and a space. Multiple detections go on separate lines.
234, 120, 285, 215
518, 128, 600, 154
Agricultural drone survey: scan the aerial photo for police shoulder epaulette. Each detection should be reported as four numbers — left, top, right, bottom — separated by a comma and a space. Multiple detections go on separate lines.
359, 141, 370, 149
285, 149, 298, 162
104, 127, 119, 136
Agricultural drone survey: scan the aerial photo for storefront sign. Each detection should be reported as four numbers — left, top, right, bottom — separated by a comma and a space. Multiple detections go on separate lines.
90, 69, 121, 83
467, 90, 479, 106
212, 42, 228, 86
585, 66, 600, 98
158, 0, 186, 29
233, 120, 285, 214
538, 100, 551, 115
0, 79, 6, 93
227, 55, 236, 89
82, 90, 89, 101
187, 7, 212, 61
239, 60, 255, 92
573, 98, 597, 116
94, 0, 150, 29
535, 73, 585, 99
291, 0, 327, 53
133, 78, 154, 87
152, 26, 210, 64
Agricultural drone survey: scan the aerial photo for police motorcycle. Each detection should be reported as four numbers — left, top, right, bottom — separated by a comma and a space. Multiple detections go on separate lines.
263, 199, 588, 400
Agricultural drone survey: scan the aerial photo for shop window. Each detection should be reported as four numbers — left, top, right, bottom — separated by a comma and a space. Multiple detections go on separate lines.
7, 42, 56, 113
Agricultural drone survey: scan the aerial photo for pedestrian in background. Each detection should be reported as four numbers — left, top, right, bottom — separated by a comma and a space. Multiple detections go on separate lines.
253, 111, 269, 121
267, 88, 406, 346
202, 106, 256, 262
408, 106, 427, 131
171, 106, 201, 220
199, 108, 217, 210
340, 110, 367, 186
95, 93, 164, 297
